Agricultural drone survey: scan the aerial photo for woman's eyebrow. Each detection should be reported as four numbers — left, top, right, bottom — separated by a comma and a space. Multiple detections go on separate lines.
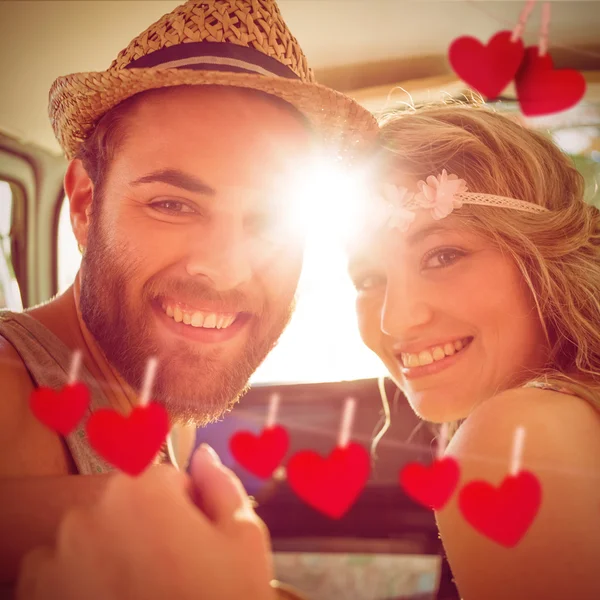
347, 254, 374, 276
406, 224, 453, 246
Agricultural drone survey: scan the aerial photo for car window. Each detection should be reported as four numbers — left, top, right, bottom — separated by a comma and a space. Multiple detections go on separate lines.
0, 180, 22, 311
57, 196, 81, 296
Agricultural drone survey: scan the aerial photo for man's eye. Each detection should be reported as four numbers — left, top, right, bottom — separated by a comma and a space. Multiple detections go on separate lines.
150, 200, 196, 214
423, 248, 465, 269
353, 274, 386, 292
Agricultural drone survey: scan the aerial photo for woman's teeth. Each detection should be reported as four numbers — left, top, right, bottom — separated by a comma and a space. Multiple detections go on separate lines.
162, 304, 236, 329
401, 338, 470, 368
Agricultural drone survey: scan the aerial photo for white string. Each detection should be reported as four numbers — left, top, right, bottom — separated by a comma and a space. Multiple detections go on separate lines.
68, 350, 82, 385
265, 393, 280, 429
139, 357, 158, 407
510, 426, 526, 475
338, 397, 357, 448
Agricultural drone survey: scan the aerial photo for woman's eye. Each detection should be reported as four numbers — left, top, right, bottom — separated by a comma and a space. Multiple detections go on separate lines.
423, 248, 464, 269
353, 274, 386, 292
150, 200, 196, 215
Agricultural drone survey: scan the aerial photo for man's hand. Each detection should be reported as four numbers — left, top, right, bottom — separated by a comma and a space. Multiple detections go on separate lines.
16, 445, 277, 600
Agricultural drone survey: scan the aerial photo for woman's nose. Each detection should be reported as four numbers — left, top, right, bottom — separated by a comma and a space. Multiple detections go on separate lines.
380, 270, 434, 338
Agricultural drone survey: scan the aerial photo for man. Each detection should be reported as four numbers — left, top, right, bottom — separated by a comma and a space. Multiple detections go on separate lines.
0, 0, 377, 588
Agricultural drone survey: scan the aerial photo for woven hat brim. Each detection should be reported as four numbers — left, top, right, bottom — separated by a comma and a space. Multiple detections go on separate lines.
49, 68, 379, 160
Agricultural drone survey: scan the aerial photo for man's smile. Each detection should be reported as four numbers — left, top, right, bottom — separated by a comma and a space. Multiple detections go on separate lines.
161, 299, 239, 329
152, 300, 251, 343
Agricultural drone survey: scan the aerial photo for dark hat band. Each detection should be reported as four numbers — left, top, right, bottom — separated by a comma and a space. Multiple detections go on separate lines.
126, 41, 301, 80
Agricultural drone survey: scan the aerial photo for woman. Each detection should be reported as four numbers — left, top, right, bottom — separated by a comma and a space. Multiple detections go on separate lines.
349, 104, 600, 599
17, 105, 600, 599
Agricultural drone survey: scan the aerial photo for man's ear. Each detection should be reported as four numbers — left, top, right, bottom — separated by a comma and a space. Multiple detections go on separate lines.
64, 159, 94, 249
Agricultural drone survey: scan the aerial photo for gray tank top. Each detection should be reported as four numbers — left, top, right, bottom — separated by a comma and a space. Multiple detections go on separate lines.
0, 310, 117, 475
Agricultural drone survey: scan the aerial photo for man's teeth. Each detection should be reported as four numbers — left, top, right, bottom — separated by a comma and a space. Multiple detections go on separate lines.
402, 338, 470, 368
162, 304, 236, 329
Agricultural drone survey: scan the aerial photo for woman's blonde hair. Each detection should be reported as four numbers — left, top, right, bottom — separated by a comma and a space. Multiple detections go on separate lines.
378, 101, 600, 410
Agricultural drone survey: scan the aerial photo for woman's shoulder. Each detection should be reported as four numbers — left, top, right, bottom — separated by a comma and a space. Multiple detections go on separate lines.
436, 385, 600, 599
465, 380, 599, 430
449, 384, 600, 470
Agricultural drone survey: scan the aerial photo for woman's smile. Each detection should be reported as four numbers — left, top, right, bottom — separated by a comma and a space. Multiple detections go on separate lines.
395, 336, 474, 379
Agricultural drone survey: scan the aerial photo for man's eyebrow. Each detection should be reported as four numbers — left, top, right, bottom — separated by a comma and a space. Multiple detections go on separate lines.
131, 169, 216, 196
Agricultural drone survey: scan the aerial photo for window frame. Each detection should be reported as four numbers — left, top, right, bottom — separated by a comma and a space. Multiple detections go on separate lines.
0, 150, 33, 307
0, 133, 67, 307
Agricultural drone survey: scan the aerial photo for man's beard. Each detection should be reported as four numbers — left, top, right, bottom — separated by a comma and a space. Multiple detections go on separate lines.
79, 212, 294, 425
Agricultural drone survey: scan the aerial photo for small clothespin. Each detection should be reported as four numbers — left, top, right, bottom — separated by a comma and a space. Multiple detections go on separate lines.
510, 0, 537, 44
86, 356, 170, 476
68, 350, 83, 386
509, 425, 526, 476
515, 0, 585, 116
265, 392, 281, 430
229, 392, 290, 480
159, 357, 195, 472
448, 0, 535, 100
337, 397, 357, 449
458, 425, 542, 548
399, 422, 460, 511
29, 349, 90, 435
537, 2, 551, 57
286, 397, 370, 519
139, 356, 158, 407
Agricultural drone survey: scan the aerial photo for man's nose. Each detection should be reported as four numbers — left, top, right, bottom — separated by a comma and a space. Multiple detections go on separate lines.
185, 215, 252, 291
380, 268, 434, 338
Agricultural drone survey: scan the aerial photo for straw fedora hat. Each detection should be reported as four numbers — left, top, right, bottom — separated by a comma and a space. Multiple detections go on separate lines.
49, 0, 378, 160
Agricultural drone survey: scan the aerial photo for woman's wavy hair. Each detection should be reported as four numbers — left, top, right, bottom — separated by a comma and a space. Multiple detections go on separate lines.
377, 100, 600, 410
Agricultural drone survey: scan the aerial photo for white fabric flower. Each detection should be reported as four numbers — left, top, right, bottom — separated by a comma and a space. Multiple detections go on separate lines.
381, 183, 416, 232
414, 170, 467, 220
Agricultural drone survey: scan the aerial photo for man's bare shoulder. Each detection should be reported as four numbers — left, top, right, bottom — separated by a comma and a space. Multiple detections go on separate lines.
0, 335, 35, 435
0, 335, 71, 477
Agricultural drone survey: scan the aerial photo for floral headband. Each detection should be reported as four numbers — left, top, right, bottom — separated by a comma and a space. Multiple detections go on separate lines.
382, 170, 550, 232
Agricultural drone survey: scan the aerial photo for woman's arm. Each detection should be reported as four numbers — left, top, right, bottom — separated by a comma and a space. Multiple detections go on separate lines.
435, 387, 600, 600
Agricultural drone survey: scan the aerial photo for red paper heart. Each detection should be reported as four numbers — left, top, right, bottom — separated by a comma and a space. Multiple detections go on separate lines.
86, 402, 169, 476
29, 382, 90, 435
449, 30, 524, 99
459, 470, 542, 547
286, 442, 370, 519
399, 457, 460, 510
229, 425, 289, 479
516, 47, 586, 116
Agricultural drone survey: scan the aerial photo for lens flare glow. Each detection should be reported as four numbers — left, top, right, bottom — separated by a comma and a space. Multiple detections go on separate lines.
251, 156, 387, 384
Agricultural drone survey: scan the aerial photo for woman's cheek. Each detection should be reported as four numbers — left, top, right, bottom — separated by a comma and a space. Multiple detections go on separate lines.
355, 295, 383, 353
